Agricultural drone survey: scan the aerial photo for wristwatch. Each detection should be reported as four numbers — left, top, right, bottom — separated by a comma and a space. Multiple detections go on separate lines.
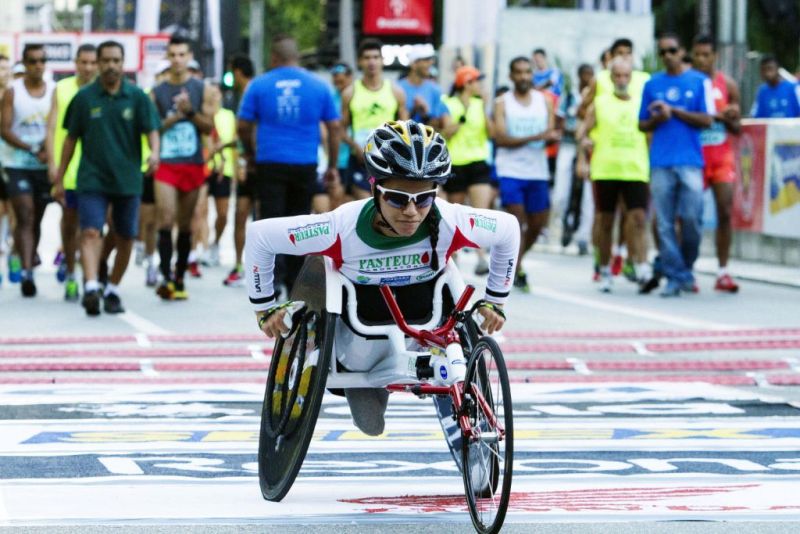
29, 143, 41, 155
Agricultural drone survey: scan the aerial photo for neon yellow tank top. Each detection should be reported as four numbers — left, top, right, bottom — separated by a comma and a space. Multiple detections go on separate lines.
212, 108, 237, 177
589, 93, 649, 182
54, 77, 81, 190
595, 69, 650, 100
442, 95, 489, 165
350, 79, 398, 148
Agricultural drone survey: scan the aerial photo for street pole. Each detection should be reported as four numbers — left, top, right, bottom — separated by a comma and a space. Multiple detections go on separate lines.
249, 0, 264, 74
339, 0, 356, 67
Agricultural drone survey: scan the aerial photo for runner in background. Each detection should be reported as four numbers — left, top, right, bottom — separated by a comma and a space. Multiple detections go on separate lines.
577, 58, 651, 293
328, 62, 353, 208
0, 44, 54, 297
151, 35, 215, 301
494, 56, 559, 293
204, 82, 237, 268
46, 44, 97, 302
0, 54, 12, 287
398, 44, 448, 129
56, 40, 160, 316
441, 65, 494, 275
691, 34, 742, 293
187, 83, 223, 278
237, 34, 341, 294
223, 54, 254, 288
555, 63, 594, 256
341, 38, 407, 200
532, 48, 564, 97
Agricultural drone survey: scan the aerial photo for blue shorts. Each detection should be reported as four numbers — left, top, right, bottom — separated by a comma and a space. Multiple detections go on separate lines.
78, 192, 140, 239
64, 190, 79, 210
499, 177, 550, 214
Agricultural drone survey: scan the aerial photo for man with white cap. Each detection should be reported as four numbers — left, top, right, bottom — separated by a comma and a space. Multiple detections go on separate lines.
398, 44, 448, 128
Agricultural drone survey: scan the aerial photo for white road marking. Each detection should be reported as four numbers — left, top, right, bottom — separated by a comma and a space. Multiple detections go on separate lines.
134, 333, 152, 348
531, 286, 735, 330
567, 357, 592, 375
118, 310, 170, 335
139, 359, 159, 377
630, 341, 654, 356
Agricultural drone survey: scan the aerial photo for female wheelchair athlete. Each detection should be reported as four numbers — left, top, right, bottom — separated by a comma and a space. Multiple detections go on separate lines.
258, 255, 514, 534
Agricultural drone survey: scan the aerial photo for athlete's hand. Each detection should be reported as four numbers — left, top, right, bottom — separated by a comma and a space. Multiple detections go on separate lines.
575, 159, 590, 180
258, 309, 290, 339
52, 179, 65, 206
544, 129, 562, 142
174, 89, 194, 115
477, 305, 505, 335
147, 154, 160, 174
36, 148, 47, 164
323, 167, 340, 188
723, 104, 741, 121
649, 101, 671, 122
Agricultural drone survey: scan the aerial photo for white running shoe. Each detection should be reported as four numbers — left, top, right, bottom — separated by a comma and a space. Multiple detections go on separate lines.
208, 243, 221, 267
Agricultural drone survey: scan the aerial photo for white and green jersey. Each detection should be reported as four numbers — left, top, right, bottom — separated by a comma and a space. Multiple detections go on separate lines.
246, 198, 520, 312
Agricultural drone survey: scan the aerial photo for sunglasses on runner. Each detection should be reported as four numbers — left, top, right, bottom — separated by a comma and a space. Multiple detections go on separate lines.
376, 184, 438, 209
658, 47, 680, 56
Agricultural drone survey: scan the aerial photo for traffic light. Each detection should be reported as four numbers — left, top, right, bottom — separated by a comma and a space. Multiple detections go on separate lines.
222, 70, 234, 90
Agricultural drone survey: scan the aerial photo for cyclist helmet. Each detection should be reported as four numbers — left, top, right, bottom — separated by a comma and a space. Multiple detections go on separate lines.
364, 120, 452, 184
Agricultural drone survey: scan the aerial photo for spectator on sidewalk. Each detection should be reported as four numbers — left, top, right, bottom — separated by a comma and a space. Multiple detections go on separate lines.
638, 33, 713, 297
750, 55, 800, 118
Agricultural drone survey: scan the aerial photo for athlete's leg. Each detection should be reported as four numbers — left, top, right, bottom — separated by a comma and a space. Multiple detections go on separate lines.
712, 180, 733, 269
190, 183, 209, 258
234, 195, 250, 267
213, 194, 229, 245
155, 180, 178, 280
175, 187, 201, 282
9, 194, 34, 271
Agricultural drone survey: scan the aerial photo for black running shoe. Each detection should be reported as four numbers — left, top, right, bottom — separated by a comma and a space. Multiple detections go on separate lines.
639, 275, 661, 295
103, 292, 125, 314
21, 278, 36, 297
82, 289, 102, 316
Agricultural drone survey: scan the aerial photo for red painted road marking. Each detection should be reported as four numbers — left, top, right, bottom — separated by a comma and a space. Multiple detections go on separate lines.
514, 374, 757, 386
1, 327, 799, 345
766, 374, 800, 386
587, 360, 789, 371
646, 339, 800, 352
0, 347, 257, 358
341, 484, 760, 513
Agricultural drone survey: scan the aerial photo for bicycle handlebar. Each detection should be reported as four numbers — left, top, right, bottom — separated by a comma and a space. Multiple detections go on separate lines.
379, 284, 475, 348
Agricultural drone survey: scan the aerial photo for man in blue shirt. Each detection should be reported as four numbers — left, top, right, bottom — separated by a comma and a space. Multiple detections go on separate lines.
397, 44, 448, 128
750, 55, 800, 118
532, 48, 563, 97
238, 34, 341, 292
639, 33, 713, 297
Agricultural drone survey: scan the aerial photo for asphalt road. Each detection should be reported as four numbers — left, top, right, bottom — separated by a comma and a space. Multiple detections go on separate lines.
1, 205, 799, 532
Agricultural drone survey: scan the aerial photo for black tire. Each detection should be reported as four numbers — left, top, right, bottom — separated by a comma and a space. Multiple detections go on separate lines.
258, 256, 335, 502
461, 336, 513, 534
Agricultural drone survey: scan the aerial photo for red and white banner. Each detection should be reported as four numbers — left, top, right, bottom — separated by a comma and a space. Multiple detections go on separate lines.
731, 122, 766, 233
363, 0, 434, 36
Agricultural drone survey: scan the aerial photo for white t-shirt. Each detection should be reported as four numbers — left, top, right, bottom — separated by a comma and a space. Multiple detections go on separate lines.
246, 198, 520, 311
495, 90, 549, 180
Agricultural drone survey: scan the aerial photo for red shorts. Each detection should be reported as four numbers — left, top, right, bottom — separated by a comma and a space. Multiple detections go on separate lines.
155, 163, 207, 193
702, 146, 736, 187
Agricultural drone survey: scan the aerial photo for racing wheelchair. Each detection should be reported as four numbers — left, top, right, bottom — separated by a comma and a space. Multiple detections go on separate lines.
258, 256, 513, 534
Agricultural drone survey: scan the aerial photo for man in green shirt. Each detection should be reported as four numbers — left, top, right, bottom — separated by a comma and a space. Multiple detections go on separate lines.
55, 40, 160, 316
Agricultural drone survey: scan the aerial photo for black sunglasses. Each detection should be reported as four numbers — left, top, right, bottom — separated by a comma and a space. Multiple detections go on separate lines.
25, 58, 47, 65
376, 184, 438, 209
659, 47, 680, 56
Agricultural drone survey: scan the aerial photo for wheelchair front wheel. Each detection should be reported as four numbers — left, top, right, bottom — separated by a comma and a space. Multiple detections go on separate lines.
460, 336, 513, 534
258, 310, 336, 501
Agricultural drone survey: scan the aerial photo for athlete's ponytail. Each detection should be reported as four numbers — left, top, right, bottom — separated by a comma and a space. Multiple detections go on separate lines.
426, 208, 441, 272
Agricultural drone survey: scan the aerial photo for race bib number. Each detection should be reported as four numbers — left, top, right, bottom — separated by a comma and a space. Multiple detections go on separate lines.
161, 121, 198, 159
507, 116, 546, 149
700, 121, 727, 147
